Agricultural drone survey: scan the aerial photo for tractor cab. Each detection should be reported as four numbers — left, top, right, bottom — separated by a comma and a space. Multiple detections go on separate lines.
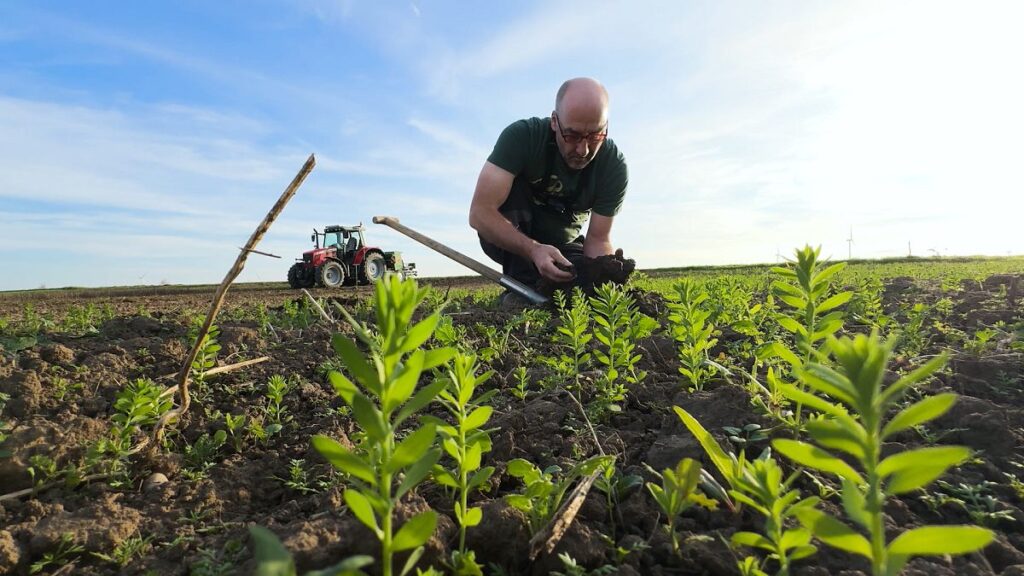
315, 224, 366, 255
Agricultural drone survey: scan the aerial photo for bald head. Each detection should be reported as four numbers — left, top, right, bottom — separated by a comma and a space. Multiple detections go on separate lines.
555, 77, 609, 121
551, 77, 610, 170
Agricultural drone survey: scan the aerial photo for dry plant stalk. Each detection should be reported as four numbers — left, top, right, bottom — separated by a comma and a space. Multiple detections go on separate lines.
152, 154, 316, 442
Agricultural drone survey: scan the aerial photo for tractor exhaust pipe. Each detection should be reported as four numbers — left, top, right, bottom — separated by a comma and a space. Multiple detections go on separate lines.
371, 216, 548, 305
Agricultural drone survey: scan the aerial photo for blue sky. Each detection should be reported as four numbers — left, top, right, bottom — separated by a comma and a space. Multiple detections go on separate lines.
1, 1, 1022, 291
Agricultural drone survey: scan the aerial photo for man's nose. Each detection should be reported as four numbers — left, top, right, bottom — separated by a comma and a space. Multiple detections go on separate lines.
575, 140, 590, 156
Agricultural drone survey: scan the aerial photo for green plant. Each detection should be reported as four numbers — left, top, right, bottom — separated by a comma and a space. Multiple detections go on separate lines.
313, 275, 455, 576
189, 321, 221, 389
760, 245, 851, 426
550, 553, 616, 576
50, 375, 84, 401
223, 412, 247, 451
504, 455, 613, 535
429, 352, 496, 554
666, 279, 719, 391
893, 303, 931, 358
265, 374, 293, 428
932, 480, 1015, 527
509, 365, 531, 401
183, 430, 227, 478
30, 533, 85, 574
92, 533, 153, 568
645, 457, 716, 552
772, 331, 994, 575
277, 459, 318, 495
593, 463, 643, 535
552, 287, 593, 392
729, 457, 818, 576
589, 283, 656, 414
249, 525, 373, 576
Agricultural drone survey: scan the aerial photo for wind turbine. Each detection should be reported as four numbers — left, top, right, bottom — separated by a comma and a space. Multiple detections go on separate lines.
847, 226, 854, 261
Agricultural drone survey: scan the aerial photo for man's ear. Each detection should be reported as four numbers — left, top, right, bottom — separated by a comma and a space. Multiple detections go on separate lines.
550, 112, 558, 131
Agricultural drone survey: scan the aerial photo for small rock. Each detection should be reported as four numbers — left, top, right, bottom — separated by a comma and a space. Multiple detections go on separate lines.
143, 472, 169, 492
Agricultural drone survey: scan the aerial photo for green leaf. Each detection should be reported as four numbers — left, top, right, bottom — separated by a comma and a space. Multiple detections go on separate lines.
401, 313, 440, 354
506, 459, 537, 479
345, 490, 383, 538
840, 478, 869, 529
817, 291, 853, 314
396, 448, 440, 500
312, 436, 376, 485
877, 446, 970, 478
881, 393, 957, 439
464, 440, 483, 471
392, 511, 438, 551
249, 525, 296, 576
463, 506, 483, 527
332, 334, 381, 396
386, 424, 437, 474
422, 347, 456, 370
887, 525, 994, 556
879, 354, 948, 408
758, 342, 802, 369
395, 380, 446, 428
674, 406, 735, 486
385, 350, 424, 413
464, 406, 493, 431
773, 439, 864, 484
433, 468, 458, 489
731, 531, 775, 552
886, 465, 956, 495
328, 371, 357, 404
351, 394, 387, 442
779, 528, 812, 552
467, 466, 495, 491
796, 508, 872, 558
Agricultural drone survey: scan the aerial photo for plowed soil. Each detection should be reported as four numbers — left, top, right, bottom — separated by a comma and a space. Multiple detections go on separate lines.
1, 272, 1023, 575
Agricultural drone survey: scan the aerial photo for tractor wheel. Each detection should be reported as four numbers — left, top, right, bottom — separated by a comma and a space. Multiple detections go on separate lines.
318, 261, 346, 288
360, 252, 387, 284
287, 263, 314, 289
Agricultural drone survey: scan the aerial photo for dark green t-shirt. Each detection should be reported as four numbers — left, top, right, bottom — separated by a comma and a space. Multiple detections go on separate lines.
487, 116, 628, 246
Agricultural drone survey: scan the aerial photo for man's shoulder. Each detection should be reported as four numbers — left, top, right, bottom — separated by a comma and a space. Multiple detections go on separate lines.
596, 137, 626, 169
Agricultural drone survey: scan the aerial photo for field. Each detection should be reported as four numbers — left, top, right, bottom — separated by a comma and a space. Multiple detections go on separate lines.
1, 255, 1023, 576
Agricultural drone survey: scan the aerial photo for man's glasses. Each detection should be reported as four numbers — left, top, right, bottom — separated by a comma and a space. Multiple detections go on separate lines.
554, 113, 608, 145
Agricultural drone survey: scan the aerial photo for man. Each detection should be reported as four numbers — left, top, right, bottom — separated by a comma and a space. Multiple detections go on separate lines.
469, 77, 628, 291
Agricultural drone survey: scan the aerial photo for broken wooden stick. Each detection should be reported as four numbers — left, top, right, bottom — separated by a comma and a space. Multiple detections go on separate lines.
153, 154, 316, 442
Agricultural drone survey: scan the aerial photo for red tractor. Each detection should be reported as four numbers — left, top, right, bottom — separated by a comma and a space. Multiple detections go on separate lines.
287, 224, 416, 289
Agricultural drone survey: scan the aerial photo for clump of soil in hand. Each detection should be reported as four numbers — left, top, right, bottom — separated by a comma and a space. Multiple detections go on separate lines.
540, 248, 637, 296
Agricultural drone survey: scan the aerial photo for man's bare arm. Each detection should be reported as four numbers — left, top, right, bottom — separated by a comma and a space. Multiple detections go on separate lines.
583, 213, 615, 258
469, 161, 574, 282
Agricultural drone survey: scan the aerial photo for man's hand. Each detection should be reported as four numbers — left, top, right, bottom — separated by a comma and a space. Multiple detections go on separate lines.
529, 243, 576, 282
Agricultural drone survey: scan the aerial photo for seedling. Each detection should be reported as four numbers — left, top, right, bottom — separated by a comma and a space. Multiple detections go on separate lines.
589, 283, 656, 414
759, 246, 851, 426
551, 553, 616, 576
772, 331, 994, 575
593, 463, 644, 535
30, 532, 85, 574
92, 533, 153, 568
666, 278, 718, 391
509, 365, 530, 401
428, 352, 496, 554
265, 374, 293, 427
222, 412, 247, 452
313, 275, 455, 576
552, 287, 593, 392
728, 457, 818, 576
645, 457, 716, 552
277, 459, 319, 495
505, 455, 614, 535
